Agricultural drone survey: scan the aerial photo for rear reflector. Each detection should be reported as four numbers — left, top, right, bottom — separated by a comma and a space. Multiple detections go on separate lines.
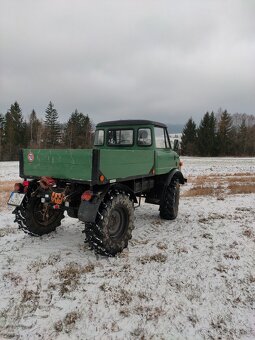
81, 190, 93, 201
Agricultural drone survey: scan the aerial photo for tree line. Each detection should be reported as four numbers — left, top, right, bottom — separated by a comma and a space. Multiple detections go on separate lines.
181, 110, 255, 156
0, 101, 93, 161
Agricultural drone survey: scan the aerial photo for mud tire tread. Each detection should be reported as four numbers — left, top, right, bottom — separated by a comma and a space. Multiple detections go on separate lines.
85, 191, 134, 256
159, 179, 180, 220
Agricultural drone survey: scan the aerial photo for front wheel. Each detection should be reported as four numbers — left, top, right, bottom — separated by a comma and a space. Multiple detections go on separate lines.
85, 190, 134, 256
159, 179, 180, 220
14, 196, 64, 236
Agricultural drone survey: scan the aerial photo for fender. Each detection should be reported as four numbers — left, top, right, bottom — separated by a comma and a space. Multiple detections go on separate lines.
78, 183, 137, 224
110, 183, 138, 204
166, 168, 187, 186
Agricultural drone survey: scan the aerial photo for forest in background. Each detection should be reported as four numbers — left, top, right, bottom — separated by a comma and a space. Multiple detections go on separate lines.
0, 102, 93, 161
0, 102, 254, 161
181, 110, 255, 156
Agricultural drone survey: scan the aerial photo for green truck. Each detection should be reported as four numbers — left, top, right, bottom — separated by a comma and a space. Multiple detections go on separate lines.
9, 120, 186, 256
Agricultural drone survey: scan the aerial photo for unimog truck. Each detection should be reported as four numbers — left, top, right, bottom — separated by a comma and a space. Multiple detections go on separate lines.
8, 120, 186, 256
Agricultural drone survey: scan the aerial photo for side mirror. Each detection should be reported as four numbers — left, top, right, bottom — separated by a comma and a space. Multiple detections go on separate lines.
173, 139, 180, 152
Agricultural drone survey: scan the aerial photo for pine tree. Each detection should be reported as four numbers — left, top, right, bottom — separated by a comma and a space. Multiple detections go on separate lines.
4, 102, 26, 160
28, 109, 43, 147
238, 118, 247, 155
217, 110, 233, 156
181, 118, 197, 155
246, 124, 255, 156
197, 112, 217, 156
64, 109, 92, 148
0, 114, 5, 161
44, 102, 61, 147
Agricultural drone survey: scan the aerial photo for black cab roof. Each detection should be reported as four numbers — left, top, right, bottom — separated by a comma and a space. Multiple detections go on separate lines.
96, 119, 167, 128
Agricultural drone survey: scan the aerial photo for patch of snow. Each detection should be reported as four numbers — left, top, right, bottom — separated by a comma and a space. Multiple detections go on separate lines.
0, 159, 254, 339
182, 157, 255, 177
0, 162, 20, 181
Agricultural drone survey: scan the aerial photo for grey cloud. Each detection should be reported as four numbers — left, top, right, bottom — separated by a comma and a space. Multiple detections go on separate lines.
1, 0, 255, 125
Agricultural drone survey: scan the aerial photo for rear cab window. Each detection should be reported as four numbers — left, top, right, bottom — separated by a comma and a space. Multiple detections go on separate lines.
94, 130, 105, 146
107, 129, 134, 146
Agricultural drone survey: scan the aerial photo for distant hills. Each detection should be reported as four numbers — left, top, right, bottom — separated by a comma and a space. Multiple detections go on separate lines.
167, 124, 184, 133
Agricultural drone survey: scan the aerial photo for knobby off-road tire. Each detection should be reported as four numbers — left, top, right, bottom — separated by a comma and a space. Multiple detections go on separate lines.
14, 195, 64, 236
85, 191, 134, 256
159, 179, 180, 220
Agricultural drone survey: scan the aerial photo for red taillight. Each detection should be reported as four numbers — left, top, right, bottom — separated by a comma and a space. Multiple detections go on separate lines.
81, 190, 93, 201
23, 180, 29, 187
23, 180, 29, 193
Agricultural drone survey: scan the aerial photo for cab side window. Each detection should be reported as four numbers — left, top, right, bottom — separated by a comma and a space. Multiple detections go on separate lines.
155, 127, 168, 148
137, 128, 152, 146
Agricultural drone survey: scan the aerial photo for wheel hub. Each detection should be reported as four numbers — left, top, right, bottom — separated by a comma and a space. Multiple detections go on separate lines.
108, 207, 127, 239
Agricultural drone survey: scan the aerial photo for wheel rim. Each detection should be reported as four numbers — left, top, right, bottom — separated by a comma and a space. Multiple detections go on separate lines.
33, 199, 62, 226
108, 206, 128, 239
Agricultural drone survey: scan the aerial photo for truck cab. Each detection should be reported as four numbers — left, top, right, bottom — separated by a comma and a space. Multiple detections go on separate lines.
93, 120, 181, 181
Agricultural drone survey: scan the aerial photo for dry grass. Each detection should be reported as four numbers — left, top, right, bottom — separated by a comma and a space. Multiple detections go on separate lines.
232, 172, 254, 176
64, 311, 80, 326
138, 253, 167, 264
228, 184, 255, 194
134, 305, 165, 321
183, 186, 217, 197
57, 262, 94, 295
224, 252, 240, 260
54, 311, 81, 334
3, 272, 23, 286
243, 228, 254, 239
184, 173, 255, 197
0, 180, 16, 210
227, 176, 255, 183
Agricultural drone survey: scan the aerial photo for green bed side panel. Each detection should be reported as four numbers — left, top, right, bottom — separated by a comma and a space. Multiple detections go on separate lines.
23, 149, 93, 181
100, 149, 154, 179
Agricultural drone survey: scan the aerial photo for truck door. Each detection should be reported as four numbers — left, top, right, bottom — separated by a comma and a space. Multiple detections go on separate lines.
155, 127, 178, 174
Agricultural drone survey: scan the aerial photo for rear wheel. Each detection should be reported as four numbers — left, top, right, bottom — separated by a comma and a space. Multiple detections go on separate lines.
85, 190, 134, 256
160, 179, 180, 220
14, 196, 64, 236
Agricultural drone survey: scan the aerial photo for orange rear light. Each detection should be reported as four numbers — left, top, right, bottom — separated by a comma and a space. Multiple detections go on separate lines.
179, 160, 184, 167
99, 175, 105, 182
81, 190, 93, 201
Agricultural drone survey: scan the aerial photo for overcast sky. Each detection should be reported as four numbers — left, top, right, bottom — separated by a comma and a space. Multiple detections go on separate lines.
1, 0, 255, 125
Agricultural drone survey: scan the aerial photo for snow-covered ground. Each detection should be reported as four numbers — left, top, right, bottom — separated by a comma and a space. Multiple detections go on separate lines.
0, 159, 254, 339
0, 162, 20, 181
182, 157, 255, 177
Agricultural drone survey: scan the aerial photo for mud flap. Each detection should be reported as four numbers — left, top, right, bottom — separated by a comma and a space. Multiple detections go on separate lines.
78, 200, 101, 223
